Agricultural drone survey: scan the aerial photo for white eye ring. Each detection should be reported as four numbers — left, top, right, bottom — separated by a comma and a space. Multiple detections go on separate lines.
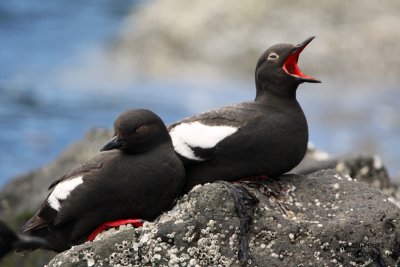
267, 53, 279, 61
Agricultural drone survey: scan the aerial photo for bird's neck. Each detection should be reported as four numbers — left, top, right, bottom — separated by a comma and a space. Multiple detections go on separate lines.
255, 81, 299, 103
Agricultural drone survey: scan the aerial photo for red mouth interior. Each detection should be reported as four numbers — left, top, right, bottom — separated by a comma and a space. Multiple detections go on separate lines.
283, 49, 316, 81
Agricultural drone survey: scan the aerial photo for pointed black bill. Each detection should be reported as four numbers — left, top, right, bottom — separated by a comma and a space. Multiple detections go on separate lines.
100, 136, 123, 151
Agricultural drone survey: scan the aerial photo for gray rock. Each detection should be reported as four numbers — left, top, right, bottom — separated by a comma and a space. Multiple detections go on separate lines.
107, 1, 400, 84
294, 149, 391, 190
48, 170, 400, 267
293, 147, 400, 208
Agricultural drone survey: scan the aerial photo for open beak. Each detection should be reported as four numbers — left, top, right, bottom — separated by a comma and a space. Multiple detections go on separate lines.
100, 136, 123, 151
283, 36, 321, 83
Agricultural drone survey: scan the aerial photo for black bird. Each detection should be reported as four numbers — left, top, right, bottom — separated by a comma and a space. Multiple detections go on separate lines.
0, 220, 50, 260
19, 109, 185, 252
168, 36, 321, 192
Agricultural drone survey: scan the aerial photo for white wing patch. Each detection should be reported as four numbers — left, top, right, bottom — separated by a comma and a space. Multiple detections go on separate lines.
169, 121, 238, 161
47, 176, 84, 211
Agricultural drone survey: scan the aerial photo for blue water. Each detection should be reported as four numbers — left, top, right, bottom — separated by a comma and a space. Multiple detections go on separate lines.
0, 1, 399, 187
0, 0, 143, 185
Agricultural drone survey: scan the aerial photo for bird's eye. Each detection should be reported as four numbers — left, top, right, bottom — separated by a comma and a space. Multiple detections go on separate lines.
136, 125, 148, 134
267, 53, 279, 61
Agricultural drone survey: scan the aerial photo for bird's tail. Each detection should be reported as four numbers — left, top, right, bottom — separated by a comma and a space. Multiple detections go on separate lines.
0, 220, 50, 261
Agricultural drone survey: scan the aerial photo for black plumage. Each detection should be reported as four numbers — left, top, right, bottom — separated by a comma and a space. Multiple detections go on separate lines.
21, 109, 185, 252
168, 37, 321, 192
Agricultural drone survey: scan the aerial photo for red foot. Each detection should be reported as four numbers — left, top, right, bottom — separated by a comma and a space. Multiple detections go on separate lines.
232, 175, 269, 183
87, 219, 144, 241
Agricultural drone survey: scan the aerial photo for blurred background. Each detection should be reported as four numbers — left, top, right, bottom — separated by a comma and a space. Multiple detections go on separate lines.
0, 0, 399, 188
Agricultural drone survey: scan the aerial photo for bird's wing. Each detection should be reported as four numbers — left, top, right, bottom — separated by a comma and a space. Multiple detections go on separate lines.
48, 158, 103, 190
168, 103, 254, 162
22, 154, 108, 233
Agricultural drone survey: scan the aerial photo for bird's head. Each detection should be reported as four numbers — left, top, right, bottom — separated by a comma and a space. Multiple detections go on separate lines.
255, 36, 321, 99
101, 109, 170, 154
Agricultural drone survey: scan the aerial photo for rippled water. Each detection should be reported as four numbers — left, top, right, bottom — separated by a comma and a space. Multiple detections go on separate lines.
0, 1, 399, 187
0, 0, 141, 185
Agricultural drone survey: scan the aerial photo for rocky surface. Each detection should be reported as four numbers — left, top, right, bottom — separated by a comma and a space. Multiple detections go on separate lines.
105, 1, 400, 85
294, 146, 400, 208
1, 128, 399, 266
47, 170, 400, 267
294, 146, 392, 190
